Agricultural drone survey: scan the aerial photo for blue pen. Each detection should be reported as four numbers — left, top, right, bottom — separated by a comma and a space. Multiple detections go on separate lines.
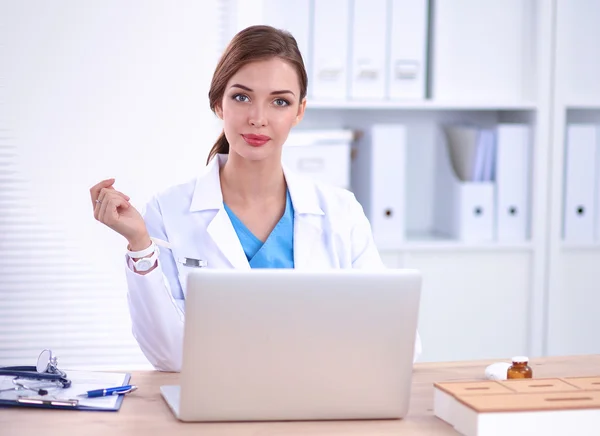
79, 385, 137, 398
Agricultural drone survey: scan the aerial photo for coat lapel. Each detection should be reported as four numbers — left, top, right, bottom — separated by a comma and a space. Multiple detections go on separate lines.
293, 214, 323, 269
189, 154, 250, 270
283, 164, 325, 269
206, 208, 250, 269
189, 155, 325, 270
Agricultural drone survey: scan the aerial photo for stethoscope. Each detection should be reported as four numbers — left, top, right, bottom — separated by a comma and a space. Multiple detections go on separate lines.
0, 349, 71, 395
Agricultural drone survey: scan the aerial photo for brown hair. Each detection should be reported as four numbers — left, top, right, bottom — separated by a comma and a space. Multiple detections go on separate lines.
206, 25, 308, 164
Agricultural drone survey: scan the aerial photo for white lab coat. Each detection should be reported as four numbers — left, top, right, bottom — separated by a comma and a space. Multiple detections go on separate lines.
125, 154, 422, 371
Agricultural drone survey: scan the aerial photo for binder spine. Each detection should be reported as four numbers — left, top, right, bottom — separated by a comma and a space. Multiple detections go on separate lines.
433, 127, 495, 241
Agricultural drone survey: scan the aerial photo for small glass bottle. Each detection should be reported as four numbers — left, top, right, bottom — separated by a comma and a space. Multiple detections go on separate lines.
507, 356, 533, 379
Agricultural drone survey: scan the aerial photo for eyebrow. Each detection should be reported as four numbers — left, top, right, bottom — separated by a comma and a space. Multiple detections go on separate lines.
230, 83, 296, 97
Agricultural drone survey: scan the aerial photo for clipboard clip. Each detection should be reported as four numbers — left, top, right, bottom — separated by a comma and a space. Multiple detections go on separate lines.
17, 397, 79, 407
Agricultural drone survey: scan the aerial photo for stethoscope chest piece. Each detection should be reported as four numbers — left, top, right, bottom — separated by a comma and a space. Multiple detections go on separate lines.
0, 348, 71, 390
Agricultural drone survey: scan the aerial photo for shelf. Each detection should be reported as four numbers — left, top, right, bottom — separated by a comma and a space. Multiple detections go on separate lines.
564, 102, 600, 110
379, 232, 535, 253
561, 242, 600, 251
306, 100, 538, 111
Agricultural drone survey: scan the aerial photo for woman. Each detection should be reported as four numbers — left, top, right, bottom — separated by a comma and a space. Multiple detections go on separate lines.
90, 25, 422, 371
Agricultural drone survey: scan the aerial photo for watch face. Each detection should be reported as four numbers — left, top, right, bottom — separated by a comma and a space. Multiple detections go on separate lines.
136, 259, 152, 271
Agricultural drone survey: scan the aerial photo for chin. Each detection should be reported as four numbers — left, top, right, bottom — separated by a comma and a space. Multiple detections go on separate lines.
234, 143, 280, 162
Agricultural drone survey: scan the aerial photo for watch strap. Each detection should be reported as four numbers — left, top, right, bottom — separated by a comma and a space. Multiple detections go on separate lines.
127, 241, 157, 259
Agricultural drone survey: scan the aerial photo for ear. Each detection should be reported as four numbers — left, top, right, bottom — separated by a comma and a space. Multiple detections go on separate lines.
214, 103, 224, 120
292, 98, 307, 127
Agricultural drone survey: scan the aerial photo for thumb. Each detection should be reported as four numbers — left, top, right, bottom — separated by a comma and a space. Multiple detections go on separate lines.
106, 196, 129, 224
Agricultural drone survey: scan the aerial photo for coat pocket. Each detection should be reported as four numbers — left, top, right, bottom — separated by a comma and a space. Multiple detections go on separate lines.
174, 255, 208, 298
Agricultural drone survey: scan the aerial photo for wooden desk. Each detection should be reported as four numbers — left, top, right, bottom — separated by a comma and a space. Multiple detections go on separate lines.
2, 355, 599, 436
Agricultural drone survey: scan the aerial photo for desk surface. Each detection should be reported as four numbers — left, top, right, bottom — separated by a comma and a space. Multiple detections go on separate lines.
2, 355, 599, 436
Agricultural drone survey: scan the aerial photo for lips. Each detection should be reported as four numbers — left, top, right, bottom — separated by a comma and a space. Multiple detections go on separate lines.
242, 134, 271, 147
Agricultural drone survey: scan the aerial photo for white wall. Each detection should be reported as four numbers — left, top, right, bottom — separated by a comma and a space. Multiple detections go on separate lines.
0, 0, 223, 368
2, 0, 600, 369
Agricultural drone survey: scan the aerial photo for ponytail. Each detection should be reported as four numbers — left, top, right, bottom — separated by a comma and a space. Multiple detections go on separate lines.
206, 131, 229, 165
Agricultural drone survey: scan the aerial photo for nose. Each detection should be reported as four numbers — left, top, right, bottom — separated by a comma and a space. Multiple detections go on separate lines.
248, 105, 267, 128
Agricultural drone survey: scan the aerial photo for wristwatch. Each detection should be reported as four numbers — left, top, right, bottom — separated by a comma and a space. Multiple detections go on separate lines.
128, 241, 159, 272
132, 250, 158, 272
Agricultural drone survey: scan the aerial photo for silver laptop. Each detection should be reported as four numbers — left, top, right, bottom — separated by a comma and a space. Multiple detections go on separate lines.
160, 268, 421, 422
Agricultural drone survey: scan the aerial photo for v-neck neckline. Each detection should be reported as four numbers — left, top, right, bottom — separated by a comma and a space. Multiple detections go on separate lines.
223, 190, 292, 245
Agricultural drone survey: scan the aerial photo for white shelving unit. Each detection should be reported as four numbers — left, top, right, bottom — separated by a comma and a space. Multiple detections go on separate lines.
227, 0, 600, 362
546, 0, 600, 357
307, 101, 538, 111
298, 0, 552, 363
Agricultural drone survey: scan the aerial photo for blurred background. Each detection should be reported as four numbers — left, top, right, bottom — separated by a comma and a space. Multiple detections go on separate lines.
1, 0, 599, 370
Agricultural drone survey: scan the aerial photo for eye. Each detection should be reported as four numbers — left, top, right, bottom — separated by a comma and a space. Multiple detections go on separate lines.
273, 98, 290, 107
233, 93, 249, 103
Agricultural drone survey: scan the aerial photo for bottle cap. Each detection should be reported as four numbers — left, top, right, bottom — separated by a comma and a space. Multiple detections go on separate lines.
512, 356, 529, 363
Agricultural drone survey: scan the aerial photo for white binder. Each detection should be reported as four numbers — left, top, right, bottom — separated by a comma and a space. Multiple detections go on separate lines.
312, 0, 350, 100
563, 124, 598, 243
262, 0, 312, 86
433, 126, 495, 242
351, 125, 407, 250
350, 0, 387, 100
495, 124, 531, 241
430, 0, 527, 101
387, 0, 429, 100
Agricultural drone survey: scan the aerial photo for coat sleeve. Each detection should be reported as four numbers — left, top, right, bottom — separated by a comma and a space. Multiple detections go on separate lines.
347, 193, 423, 363
124, 195, 185, 372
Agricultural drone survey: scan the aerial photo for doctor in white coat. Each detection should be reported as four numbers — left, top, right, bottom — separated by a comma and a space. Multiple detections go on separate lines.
90, 25, 422, 372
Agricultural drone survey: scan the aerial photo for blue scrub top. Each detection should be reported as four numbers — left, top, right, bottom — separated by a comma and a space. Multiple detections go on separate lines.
223, 190, 295, 268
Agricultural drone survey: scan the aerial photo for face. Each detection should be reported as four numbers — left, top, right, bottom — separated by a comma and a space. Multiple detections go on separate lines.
215, 58, 306, 163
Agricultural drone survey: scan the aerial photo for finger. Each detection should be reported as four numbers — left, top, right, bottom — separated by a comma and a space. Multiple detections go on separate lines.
90, 178, 115, 200
108, 191, 131, 209
100, 190, 131, 213
90, 178, 115, 208
100, 195, 129, 227
98, 187, 130, 204
98, 192, 113, 224
103, 185, 131, 201
109, 189, 131, 202
95, 189, 109, 220
94, 197, 101, 220
100, 191, 131, 218
95, 191, 121, 221
94, 189, 111, 221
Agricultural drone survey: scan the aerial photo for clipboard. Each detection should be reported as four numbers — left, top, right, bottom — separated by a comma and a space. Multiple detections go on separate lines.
0, 371, 132, 412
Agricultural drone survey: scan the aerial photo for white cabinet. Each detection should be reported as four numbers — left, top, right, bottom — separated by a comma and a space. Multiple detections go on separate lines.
545, 0, 600, 357
405, 250, 531, 362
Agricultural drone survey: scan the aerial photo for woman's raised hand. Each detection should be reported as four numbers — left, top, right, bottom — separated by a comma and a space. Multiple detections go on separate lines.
90, 178, 151, 250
